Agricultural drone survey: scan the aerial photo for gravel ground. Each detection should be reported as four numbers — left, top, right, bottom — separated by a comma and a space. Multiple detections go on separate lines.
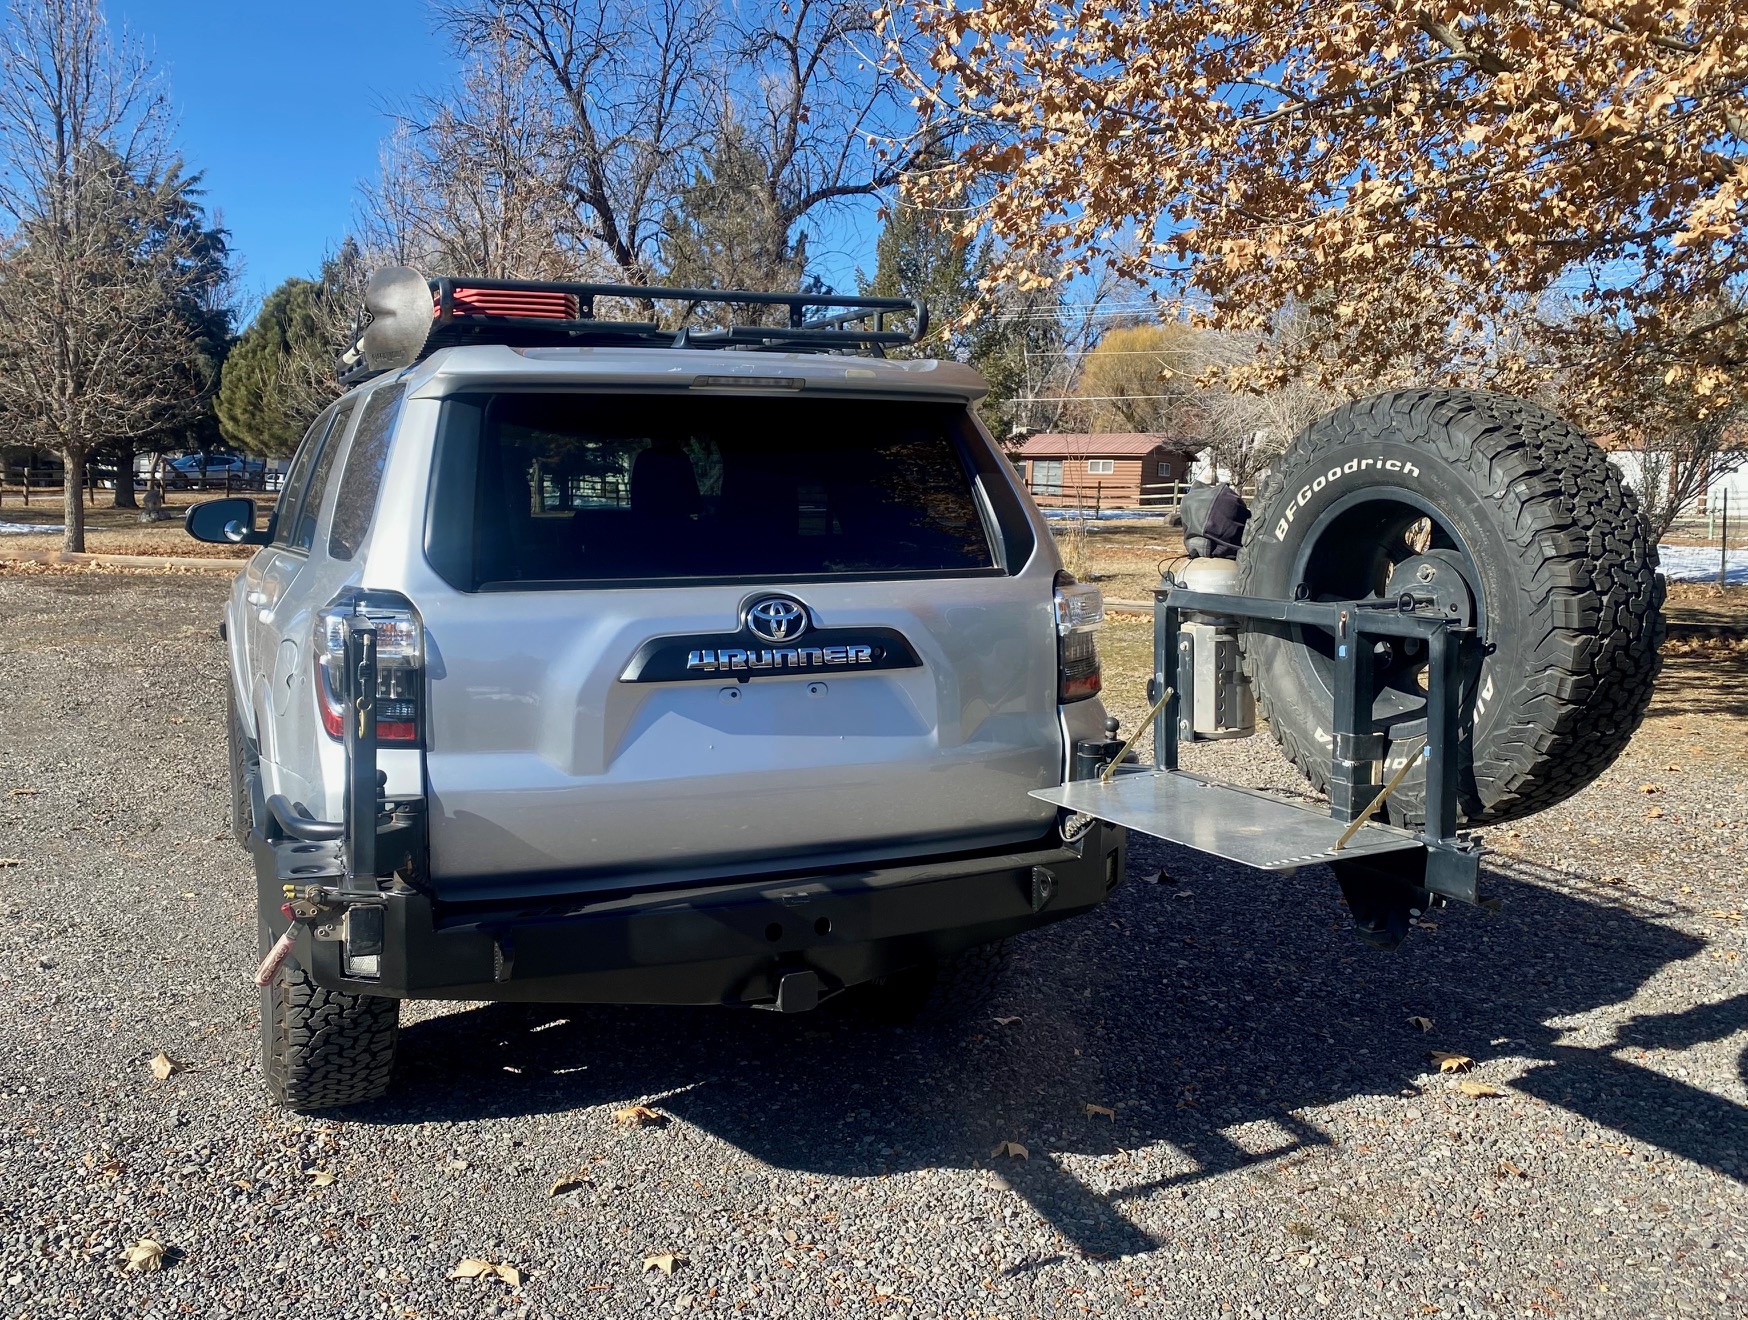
1, 569, 1744, 1320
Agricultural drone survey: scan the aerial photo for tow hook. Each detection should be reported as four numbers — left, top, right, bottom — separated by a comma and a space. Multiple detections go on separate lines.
253, 885, 383, 986
254, 896, 313, 987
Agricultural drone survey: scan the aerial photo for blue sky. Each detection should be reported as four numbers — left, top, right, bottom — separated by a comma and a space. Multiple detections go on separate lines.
113, 1, 449, 312
111, 1, 884, 323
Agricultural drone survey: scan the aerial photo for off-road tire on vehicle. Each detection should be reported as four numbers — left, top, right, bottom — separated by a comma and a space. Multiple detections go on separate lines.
1237, 389, 1662, 828
226, 686, 255, 849
847, 940, 1011, 1026
260, 918, 399, 1109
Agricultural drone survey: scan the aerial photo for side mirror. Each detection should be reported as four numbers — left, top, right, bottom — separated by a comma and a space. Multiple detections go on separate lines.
185, 497, 269, 546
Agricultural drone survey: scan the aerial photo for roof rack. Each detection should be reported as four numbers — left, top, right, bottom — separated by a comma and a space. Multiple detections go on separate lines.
337, 271, 928, 385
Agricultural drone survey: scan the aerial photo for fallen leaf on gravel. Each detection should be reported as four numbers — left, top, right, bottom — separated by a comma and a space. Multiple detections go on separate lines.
1639, 783, 1661, 794
1647, 807, 1664, 820
1135, 871, 1165, 885
1085, 1103, 1116, 1120
992, 1016, 1021, 1027
0, 859, 23, 868
451, 1258, 521, 1286
84, 1153, 126, 1180
1666, 763, 1681, 772
991, 1140, 1030, 1159
1430, 1052, 1474, 1073
549, 1174, 589, 1196
1498, 1159, 1528, 1179
148, 1053, 177, 1081
1406, 1016, 1434, 1033
643, 1253, 686, 1275
613, 1105, 664, 1128
7, 787, 38, 796
1454, 1080, 1504, 1098
1705, 910, 1743, 922
123, 1239, 166, 1272
307, 1170, 335, 1187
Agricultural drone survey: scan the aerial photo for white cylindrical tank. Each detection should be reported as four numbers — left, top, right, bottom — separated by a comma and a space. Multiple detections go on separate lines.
1171, 556, 1256, 739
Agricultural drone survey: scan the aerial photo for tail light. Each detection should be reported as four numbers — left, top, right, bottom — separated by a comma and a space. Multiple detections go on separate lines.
315, 594, 424, 743
1054, 572, 1104, 702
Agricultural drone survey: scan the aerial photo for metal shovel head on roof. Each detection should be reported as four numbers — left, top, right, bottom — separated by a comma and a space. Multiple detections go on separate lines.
355, 266, 433, 375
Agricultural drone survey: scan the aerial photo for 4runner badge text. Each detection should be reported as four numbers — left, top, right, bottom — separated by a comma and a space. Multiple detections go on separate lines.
687, 644, 876, 673
619, 619, 921, 683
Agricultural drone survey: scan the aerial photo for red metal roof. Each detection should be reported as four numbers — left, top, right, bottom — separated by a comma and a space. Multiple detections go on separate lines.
1016, 433, 1202, 458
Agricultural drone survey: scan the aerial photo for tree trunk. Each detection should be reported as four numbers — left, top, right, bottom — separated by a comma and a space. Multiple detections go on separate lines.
62, 450, 87, 553
112, 440, 137, 508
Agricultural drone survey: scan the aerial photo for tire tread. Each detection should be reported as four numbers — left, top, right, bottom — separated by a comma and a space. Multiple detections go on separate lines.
1237, 388, 1662, 827
263, 961, 399, 1110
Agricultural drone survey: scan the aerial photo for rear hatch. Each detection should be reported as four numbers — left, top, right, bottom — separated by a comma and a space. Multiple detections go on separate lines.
413, 386, 1060, 896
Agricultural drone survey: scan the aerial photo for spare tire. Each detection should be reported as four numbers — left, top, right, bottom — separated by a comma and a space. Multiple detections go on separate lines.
1236, 389, 1663, 828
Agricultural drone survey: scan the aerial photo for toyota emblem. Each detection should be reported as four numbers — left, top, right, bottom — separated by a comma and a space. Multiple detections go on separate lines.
746, 597, 808, 644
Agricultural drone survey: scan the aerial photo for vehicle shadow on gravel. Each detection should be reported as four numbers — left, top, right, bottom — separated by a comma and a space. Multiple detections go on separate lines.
364, 840, 1747, 1260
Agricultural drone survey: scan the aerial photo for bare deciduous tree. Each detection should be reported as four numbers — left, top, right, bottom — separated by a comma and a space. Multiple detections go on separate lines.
390, 1, 924, 292
1190, 310, 1349, 488
278, 241, 371, 426
360, 29, 587, 280
1073, 322, 1204, 435
0, 0, 208, 552
430, 0, 717, 282
1625, 420, 1748, 543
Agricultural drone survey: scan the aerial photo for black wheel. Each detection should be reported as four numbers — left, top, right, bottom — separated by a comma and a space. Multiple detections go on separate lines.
1237, 389, 1662, 828
259, 912, 399, 1109
226, 685, 256, 849
847, 941, 1011, 1026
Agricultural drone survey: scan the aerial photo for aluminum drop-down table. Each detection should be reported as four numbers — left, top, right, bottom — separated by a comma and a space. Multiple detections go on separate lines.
1032, 768, 1424, 872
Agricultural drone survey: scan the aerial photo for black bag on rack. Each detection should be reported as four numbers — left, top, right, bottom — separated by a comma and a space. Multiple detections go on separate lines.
1180, 482, 1249, 559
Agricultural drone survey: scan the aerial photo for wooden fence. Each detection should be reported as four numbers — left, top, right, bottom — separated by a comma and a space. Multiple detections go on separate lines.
0, 463, 279, 509
1037, 480, 1258, 519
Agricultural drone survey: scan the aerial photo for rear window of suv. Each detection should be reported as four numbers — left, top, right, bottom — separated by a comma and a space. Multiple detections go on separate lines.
425, 392, 1000, 590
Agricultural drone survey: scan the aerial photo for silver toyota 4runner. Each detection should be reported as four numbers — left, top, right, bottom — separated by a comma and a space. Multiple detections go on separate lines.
188, 272, 1124, 1109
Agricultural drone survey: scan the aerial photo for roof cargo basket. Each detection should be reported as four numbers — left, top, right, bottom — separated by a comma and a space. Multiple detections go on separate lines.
338, 268, 929, 384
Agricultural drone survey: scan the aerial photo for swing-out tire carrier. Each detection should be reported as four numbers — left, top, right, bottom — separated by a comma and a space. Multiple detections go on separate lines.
1032, 582, 1488, 951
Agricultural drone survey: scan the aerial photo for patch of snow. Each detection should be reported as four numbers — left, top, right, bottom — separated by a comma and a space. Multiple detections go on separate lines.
1657, 544, 1746, 585
1043, 508, 1166, 523
0, 521, 61, 534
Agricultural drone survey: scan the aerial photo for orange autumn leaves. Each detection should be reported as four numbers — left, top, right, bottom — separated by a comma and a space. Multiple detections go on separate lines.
883, 2, 1748, 418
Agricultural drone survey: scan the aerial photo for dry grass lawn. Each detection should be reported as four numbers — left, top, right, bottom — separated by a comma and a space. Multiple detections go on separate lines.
0, 489, 254, 559
1054, 521, 1748, 628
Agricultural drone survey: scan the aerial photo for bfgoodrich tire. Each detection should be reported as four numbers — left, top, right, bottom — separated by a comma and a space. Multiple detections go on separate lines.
259, 915, 399, 1109
1237, 389, 1663, 828
226, 685, 256, 849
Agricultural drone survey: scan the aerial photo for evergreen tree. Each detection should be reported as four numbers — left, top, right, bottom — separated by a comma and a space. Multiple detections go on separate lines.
661, 122, 805, 325
216, 245, 363, 457
861, 202, 1040, 433
116, 183, 234, 503
215, 279, 322, 456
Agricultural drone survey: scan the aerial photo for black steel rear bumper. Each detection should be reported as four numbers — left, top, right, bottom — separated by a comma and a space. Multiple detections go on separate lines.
263, 824, 1125, 1006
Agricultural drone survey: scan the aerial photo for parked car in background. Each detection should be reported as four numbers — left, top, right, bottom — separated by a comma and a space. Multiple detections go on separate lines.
166, 454, 269, 489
